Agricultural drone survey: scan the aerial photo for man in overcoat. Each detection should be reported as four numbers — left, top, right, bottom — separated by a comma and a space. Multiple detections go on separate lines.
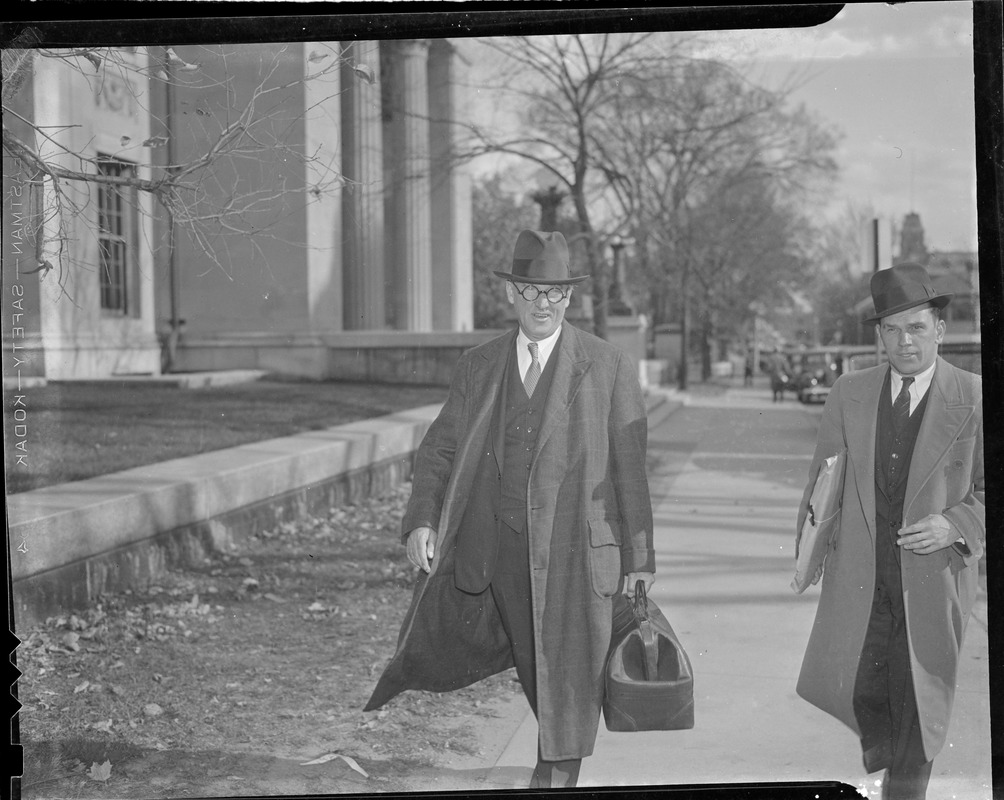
795, 262, 984, 800
364, 229, 656, 788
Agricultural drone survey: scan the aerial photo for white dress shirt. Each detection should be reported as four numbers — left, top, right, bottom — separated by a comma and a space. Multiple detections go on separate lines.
516, 326, 562, 383
890, 361, 936, 416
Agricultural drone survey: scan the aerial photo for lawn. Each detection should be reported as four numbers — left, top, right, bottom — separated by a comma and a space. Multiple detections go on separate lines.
3, 377, 448, 494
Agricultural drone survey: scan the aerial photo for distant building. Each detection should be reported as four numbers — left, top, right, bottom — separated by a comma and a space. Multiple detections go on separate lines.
852, 212, 979, 335
2, 42, 474, 381
898, 211, 928, 263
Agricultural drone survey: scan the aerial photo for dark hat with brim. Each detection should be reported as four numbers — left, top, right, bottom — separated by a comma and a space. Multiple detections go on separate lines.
863, 261, 953, 324
493, 229, 589, 285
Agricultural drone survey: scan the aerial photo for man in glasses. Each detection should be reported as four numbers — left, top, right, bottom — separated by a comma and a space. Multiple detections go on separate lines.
366, 229, 656, 788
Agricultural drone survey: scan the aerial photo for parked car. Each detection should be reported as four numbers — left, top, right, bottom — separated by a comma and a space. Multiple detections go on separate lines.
790, 348, 841, 404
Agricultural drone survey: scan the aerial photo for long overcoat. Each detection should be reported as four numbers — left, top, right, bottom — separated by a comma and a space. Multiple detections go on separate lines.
795, 357, 984, 761
365, 322, 655, 761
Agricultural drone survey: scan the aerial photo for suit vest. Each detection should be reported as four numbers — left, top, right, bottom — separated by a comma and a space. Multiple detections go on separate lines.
498, 339, 559, 531
874, 370, 930, 566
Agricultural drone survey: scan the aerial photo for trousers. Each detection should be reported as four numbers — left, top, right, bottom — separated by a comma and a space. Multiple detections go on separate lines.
490, 519, 581, 789
853, 528, 932, 800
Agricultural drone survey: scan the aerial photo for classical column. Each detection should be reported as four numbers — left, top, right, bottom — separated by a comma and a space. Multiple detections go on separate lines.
340, 41, 386, 330
428, 39, 473, 331
304, 42, 343, 333
383, 40, 432, 332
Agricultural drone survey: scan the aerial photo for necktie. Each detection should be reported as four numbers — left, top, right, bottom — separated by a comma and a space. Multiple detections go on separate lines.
892, 376, 914, 431
525, 342, 541, 397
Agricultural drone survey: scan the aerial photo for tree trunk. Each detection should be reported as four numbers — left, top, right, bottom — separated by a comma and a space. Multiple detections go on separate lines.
592, 261, 608, 341
677, 267, 689, 391
701, 309, 713, 382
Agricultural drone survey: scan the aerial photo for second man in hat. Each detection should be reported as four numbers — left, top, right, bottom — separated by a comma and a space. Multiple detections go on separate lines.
794, 262, 984, 799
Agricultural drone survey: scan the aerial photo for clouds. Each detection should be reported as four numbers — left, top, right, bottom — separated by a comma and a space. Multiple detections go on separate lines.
700, 2, 976, 251
707, 2, 973, 63
461, 3, 978, 251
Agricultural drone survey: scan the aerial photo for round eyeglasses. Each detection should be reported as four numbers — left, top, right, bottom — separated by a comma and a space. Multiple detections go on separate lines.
512, 283, 571, 304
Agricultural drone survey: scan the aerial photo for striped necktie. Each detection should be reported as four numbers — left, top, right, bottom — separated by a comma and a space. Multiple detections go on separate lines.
524, 342, 541, 397
893, 376, 914, 431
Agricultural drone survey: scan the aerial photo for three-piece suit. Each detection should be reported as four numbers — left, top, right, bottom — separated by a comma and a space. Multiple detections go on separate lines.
365, 320, 655, 761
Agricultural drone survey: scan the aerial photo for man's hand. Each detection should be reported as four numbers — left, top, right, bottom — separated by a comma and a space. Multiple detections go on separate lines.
406, 526, 437, 573
897, 514, 956, 554
623, 571, 655, 597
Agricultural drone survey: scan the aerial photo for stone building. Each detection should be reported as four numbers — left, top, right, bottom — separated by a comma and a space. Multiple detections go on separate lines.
3, 47, 160, 380
2, 41, 476, 382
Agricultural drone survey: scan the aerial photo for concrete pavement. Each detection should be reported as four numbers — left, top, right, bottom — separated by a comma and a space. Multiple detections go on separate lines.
488, 381, 991, 799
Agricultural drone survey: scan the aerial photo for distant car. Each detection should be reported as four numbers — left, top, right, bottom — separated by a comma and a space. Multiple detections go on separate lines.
791, 349, 840, 404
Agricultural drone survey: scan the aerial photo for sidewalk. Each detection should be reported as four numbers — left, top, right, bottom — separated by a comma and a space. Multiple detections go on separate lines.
488, 382, 992, 799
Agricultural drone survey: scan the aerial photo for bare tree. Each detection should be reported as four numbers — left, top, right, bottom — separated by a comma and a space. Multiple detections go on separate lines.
687, 174, 816, 377
462, 32, 694, 340
805, 201, 881, 346
2, 37, 368, 292
471, 173, 537, 328
594, 57, 839, 386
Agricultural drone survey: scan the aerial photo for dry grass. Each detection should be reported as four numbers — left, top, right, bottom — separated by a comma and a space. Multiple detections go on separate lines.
3, 377, 448, 494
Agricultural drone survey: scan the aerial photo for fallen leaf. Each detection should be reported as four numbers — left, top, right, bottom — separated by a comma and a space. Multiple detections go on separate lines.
74, 681, 90, 694
299, 753, 369, 777
89, 760, 112, 782
143, 703, 164, 717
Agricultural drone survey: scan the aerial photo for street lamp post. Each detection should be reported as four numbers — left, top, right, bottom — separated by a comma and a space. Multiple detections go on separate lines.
608, 235, 634, 316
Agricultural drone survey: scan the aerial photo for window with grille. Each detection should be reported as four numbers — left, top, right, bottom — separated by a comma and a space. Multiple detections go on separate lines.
97, 156, 137, 315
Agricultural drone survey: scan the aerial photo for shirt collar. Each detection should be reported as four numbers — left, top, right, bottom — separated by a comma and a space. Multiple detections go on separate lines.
516, 323, 562, 370
891, 359, 937, 404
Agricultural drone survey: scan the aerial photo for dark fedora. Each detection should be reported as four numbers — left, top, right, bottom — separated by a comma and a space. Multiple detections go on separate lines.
493, 229, 589, 285
863, 261, 953, 324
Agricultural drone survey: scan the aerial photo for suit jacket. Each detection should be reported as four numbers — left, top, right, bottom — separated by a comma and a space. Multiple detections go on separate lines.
795, 357, 984, 761
365, 322, 655, 761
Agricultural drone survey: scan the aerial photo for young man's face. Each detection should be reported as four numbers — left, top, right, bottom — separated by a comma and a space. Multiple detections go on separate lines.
877, 304, 946, 375
506, 282, 572, 341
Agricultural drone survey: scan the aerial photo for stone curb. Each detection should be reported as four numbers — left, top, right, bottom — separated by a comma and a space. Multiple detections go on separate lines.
10, 391, 683, 628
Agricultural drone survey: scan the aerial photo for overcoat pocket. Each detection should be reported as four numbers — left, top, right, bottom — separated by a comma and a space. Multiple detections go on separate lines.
588, 518, 622, 597
943, 436, 977, 501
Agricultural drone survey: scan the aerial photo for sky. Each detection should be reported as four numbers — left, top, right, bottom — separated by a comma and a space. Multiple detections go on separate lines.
700, 1, 978, 254
461, 2, 979, 257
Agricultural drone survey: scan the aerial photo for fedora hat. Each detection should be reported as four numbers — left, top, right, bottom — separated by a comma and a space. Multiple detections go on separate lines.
493, 229, 589, 285
863, 261, 953, 324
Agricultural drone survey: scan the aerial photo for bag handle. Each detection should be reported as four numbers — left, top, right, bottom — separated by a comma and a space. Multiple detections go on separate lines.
632, 580, 659, 681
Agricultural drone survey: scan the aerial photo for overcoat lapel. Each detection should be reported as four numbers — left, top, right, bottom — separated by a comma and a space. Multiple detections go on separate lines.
846, 366, 886, 543
904, 359, 976, 518
430, 329, 514, 574
535, 323, 591, 456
